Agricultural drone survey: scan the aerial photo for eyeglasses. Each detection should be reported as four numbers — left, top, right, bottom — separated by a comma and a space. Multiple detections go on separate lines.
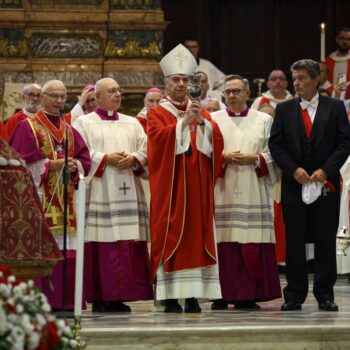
223, 89, 245, 96
106, 88, 124, 96
43, 92, 67, 101
86, 98, 96, 103
185, 45, 199, 49
24, 93, 41, 99
269, 77, 287, 82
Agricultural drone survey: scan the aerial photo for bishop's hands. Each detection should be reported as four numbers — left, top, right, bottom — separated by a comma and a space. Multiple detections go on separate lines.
293, 167, 327, 185
49, 157, 77, 173
107, 151, 138, 169
223, 151, 257, 166
182, 100, 204, 129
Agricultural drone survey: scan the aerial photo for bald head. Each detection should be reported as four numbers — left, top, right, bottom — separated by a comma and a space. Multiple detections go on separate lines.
95, 77, 123, 111
42, 80, 66, 94
41, 80, 66, 116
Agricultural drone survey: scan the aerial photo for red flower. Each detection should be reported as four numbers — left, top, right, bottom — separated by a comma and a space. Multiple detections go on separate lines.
0, 277, 7, 284
46, 321, 60, 348
0, 265, 12, 277
5, 303, 15, 313
38, 338, 48, 350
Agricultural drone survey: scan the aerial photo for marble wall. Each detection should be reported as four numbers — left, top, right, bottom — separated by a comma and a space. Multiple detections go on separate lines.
0, 0, 167, 118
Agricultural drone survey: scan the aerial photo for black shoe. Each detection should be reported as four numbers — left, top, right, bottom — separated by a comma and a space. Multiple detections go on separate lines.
211, 299, 229, 310
281, 300, 302, 311
107, 301, 131, 312
164, 299, 183, 313
234, 301, 260, 310
92, 301, 109, 312
185, 298, 201, 313
318, 300, 338, 311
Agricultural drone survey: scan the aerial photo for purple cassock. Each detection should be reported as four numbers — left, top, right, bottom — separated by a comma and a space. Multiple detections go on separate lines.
79, 108, 153, 305
217, 242, 281, 302
10, 112, 92, 310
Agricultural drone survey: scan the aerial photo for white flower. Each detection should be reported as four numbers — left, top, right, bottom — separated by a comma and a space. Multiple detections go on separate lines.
0, 272, 3, 277
36, 314, 47, 328
28, 331, 40, 350
57, 319, 66, 329
27, 280, 34, 289
69, 339, 78, 347
0, 304, 7, 334
7, 275, 16, 283
63, 325, 73, 336
42, 302, 51, 313
19, 282, 27, 292
7, 314, 17, 324
15, 304, 24, 314
0, 284, 10, 298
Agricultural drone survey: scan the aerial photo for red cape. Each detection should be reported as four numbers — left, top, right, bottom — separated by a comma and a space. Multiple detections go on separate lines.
0, 121, 7, 140
4, 110, 28, 141
136, 116, 148, 134
147, 103, 223, 281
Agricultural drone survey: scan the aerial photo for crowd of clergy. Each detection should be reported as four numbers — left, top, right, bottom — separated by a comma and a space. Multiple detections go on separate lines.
1, 30, 350, 314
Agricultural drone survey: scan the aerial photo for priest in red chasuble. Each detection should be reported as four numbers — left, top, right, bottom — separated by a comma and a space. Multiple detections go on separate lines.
9, 80, 91, 311
5, 83, 42, 141
147, 44, 224, 313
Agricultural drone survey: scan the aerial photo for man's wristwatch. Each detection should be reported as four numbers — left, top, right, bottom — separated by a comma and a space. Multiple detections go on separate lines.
197, 119, 205, 126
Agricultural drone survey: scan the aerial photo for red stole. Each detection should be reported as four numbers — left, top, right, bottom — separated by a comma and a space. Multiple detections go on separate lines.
326, 56, 350, 83
147, 104, 223, 281
136, 116, 148, 134
258, 96, 271, 108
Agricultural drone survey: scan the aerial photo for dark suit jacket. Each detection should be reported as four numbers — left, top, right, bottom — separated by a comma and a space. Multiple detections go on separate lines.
269, 95, 350, 193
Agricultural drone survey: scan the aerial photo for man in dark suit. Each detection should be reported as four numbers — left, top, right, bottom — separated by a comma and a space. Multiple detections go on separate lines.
269, 59, 350, 312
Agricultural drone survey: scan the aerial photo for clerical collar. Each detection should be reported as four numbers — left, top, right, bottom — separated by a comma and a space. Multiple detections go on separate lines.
226, 105, 249, 117
165, 96, 188, 111
95, 107, 118, 120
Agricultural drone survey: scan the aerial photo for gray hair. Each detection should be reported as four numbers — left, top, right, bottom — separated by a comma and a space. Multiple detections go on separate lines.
290, 59, 320, 79
225, 74, 250, 90
23, 83, 42, 95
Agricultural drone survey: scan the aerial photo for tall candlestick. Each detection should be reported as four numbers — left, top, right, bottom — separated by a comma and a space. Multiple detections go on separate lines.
74, 176, 86, 317
320, 22, 326, 61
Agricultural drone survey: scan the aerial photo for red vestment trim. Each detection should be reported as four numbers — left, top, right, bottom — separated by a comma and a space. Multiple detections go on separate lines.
36, 109, 65, 143
95, 154, 108, 178
326, 56, 350, 83
255, 153, 269, 177
258, 96, 271, 108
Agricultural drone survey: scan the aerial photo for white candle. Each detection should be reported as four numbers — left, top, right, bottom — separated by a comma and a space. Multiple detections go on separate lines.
74, 176, 86, 317
320, 22, 326, 61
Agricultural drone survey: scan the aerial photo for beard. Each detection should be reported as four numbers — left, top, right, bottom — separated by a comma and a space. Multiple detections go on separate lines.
24, 103, 40, 113
337, 43, 350, 54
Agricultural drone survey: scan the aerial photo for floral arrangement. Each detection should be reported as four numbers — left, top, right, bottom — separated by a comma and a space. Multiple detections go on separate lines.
0, 265, 78, 350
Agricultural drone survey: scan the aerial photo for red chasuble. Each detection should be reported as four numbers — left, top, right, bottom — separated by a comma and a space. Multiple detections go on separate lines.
147, 103, 224, 281
326, 56, 350, 83
5, 110, 28, 141
136, 116, 148, 134
0, 121, 7, 140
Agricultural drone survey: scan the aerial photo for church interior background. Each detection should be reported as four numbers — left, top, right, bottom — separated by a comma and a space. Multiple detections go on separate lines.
1, 0, 350, 349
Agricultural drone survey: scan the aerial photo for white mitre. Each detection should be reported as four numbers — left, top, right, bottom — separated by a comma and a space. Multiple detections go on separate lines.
160, 44, 197, 76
